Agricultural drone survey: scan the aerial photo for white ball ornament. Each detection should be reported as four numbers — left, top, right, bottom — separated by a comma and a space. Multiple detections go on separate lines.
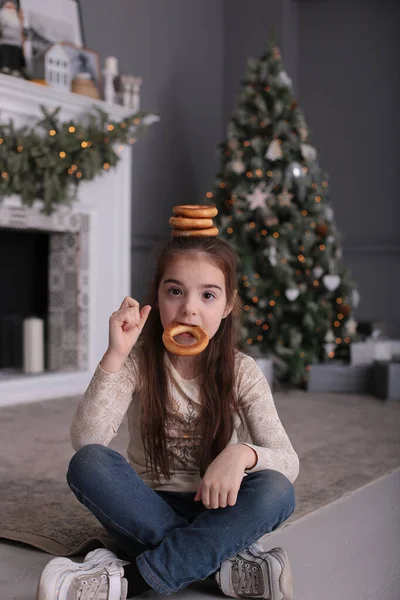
313, 266, 324, 279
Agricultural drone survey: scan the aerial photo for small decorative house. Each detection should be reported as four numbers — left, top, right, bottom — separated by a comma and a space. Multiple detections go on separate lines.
45, 43, 72, 91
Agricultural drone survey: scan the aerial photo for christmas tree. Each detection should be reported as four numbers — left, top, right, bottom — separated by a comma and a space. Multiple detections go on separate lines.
207, 41, 359, 385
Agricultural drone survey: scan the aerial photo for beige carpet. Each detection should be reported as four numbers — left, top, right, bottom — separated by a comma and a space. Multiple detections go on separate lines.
0, 391, 399, 557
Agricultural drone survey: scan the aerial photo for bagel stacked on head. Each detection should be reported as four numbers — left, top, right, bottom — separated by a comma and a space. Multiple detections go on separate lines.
163, 205, 218, 356
169, 204, 219, 237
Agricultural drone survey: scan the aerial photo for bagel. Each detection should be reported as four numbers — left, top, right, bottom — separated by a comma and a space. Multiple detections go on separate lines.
162, 323, 209, 356
173, 205, 218, 219
172, 226, 219, 238
169, 216, 214, 230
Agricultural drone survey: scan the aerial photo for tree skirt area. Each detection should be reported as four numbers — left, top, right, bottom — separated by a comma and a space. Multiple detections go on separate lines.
0, 391, 399, 557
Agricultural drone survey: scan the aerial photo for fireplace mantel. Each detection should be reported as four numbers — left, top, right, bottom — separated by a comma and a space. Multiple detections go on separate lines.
0, 74, 136, 407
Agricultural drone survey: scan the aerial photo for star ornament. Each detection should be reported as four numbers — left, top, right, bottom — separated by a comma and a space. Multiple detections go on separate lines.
246, 185, 270, 210
278, 188, 294, 206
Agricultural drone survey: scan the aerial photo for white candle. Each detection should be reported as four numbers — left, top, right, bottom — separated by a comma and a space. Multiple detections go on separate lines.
105, 56, 118, 75
23, 318, 45, 374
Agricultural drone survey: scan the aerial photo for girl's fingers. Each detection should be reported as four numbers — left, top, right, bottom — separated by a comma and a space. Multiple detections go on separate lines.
202, 486, 211, 509
113, 306, 139, 327
218, 492, 228, 508
119, 296, 139, 310
138, 305, 151, 329
227, 489, 238, 507
210, 487, 220, 510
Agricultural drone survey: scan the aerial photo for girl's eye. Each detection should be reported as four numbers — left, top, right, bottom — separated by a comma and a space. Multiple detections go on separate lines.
169, 288, 181, 296
203, 292, 215, 300
168, 288, 215, 300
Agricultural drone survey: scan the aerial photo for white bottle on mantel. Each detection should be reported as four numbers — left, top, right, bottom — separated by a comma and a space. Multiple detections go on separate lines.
23, 318, 45, 374
103, 56, 119, 104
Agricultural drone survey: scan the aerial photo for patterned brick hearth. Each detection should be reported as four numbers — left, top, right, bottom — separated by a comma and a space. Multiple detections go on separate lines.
0, 203, 90, 371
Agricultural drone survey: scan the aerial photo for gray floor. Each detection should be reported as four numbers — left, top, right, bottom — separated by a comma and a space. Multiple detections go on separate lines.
1, 468, 399, 600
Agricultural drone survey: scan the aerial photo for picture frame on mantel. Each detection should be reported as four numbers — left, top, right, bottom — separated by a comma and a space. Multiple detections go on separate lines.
17, 0, 85, 77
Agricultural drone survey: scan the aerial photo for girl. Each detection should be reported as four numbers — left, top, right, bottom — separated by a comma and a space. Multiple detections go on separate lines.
36, 234, 299, 600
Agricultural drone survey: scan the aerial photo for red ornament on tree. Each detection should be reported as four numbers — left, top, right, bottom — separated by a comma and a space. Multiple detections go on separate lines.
316, 222, 329, 237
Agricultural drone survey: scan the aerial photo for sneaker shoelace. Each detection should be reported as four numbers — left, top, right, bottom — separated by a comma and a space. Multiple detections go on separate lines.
233, 558, 262, 597
75, 571, 110, 600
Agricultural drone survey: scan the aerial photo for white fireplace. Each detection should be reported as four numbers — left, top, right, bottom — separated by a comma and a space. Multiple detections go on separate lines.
0, 74, 135, 407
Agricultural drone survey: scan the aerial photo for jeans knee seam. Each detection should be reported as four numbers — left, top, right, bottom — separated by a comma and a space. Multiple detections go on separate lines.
67, 479, 147, 546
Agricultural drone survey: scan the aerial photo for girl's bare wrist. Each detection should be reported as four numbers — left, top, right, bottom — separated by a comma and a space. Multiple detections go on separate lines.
232, 444, 258, 470
100, 349, 128, 373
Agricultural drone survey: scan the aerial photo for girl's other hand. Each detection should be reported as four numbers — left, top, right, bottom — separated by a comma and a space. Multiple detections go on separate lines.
194, 445, 251, 509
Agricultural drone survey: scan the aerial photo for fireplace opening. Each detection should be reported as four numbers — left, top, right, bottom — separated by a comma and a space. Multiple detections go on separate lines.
0, 228, 49, 371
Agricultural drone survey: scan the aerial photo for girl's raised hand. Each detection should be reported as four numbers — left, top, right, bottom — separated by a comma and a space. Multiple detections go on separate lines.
107, 296, 151, 359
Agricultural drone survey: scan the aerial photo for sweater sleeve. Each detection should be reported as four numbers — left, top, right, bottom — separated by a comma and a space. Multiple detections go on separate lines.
236, 355, 300, 484
70, 350, 139, 451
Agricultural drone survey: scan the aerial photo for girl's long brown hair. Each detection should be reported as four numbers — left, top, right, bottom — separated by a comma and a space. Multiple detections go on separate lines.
137, 236, 244, 483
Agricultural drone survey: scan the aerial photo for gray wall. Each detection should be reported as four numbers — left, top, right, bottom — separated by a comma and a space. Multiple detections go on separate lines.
81, 0, 399, 333
298, 0, 400, 334
81, 0, 225, 300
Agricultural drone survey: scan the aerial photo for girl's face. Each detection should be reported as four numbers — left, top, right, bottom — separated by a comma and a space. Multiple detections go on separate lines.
158, 256, 233, 348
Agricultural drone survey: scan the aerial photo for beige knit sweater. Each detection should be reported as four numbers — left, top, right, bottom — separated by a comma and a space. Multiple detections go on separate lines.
70, 349, 299, 491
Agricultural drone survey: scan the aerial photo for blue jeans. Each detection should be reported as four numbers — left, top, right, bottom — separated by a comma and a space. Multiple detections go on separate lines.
66, 444, 295, 595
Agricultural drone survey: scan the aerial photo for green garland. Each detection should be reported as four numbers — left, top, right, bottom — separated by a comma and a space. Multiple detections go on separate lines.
0, 106, 159, 214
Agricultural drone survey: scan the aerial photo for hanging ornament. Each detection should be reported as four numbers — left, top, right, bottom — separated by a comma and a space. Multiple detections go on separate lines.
351, 289, 361, 309
322, 274, 341, 291
285, 288, 300, 302
285, 161, 303, 179
323, 205, 334, 222
346, 317, 358, 335
269, 244, 278, 266
325, 329, 335, 343
299, 126, 308, 142
277, 188, 293, 206
340, 304, 352, 317
230, 159, 245, 174
265, 139, 283, 161
300, 143, 317, 161
246, 184, 271, 211
276, 70, 292, 88
325, 342, 336, 356
227, 138, 240, 150
316, 222, 329, 237
284, 161, 307, 201
313, 265, 324, 279
265, 215, 279, 226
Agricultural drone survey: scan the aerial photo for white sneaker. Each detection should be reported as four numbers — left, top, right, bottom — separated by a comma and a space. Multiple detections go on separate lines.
35, 548, 130, 600
215, 546, 293, 599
